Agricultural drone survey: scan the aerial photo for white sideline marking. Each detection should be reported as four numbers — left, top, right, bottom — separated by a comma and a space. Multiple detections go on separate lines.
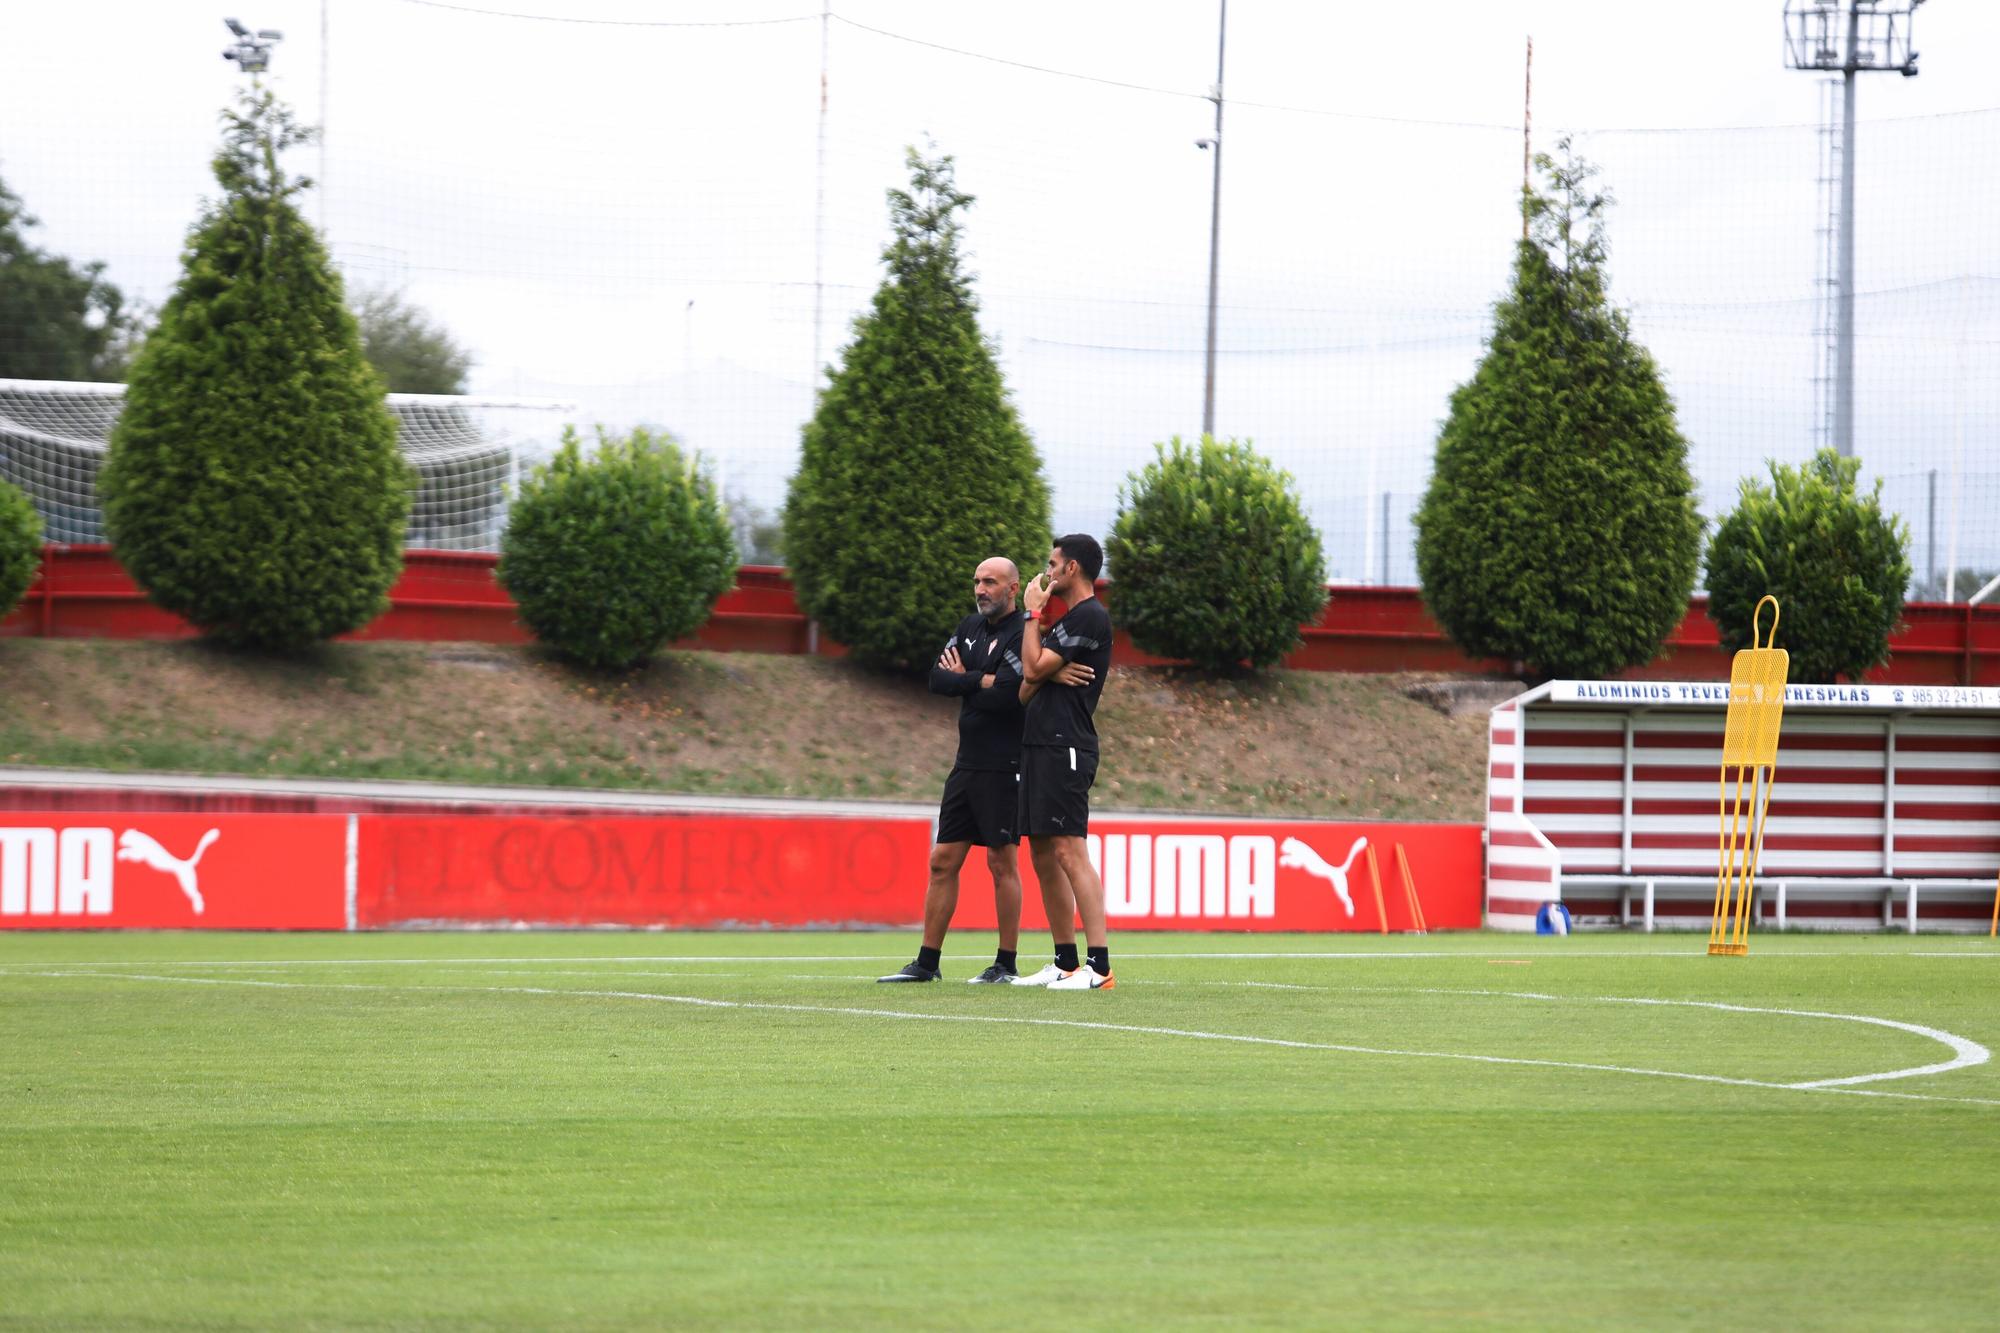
22, 969, 2000, 1109
4, 947, 1993, 970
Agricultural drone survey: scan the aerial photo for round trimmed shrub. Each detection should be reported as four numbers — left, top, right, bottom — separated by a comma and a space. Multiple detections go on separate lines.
0, 477, 42, 619
98, 90, 411, 651
499, 425, 736, 669
1704, 449, 1911, 683
1107, 435, 1328, 672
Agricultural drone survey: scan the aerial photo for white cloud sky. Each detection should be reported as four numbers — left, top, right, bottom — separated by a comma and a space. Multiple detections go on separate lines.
4, 1, 1997, 579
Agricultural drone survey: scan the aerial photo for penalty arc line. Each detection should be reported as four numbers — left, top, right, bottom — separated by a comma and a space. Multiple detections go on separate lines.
1331, 985, 1990, 1089
23, 969, 2000, 1110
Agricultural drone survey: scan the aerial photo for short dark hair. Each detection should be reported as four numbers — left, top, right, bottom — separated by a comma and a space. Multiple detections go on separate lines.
1053, 533, 1103, 583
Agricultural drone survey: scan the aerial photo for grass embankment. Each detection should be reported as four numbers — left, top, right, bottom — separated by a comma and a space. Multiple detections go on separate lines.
0, 639, 1489, 820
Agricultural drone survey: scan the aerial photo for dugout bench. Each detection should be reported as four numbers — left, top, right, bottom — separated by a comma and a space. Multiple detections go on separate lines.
1484, 680, 2000, 933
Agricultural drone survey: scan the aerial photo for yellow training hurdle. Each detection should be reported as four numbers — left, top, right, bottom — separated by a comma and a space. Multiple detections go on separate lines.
1712, 596, 1788, 957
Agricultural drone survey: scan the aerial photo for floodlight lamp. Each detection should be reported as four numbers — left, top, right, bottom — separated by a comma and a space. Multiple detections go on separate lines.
225, 17, 249, 36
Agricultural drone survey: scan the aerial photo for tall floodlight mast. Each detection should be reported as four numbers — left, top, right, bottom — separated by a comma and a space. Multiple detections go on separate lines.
1783, 0, 1923, 459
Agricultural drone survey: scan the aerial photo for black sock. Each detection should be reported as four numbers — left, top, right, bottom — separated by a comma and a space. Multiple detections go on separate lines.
1054, 942, 1080, 971
995, 949, 1018, 973
916, 945, 942, 971
1087, 946, 1110, 977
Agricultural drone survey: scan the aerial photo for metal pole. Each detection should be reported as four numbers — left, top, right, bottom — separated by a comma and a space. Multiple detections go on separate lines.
318, 0, 329, 234
811, 0, 830, 400
1522, 36, 1533, 239
1835, 3, 1859, 458
1927, 468, 1937, 595
1380, 490, 1390, 585
1200, 0, 1226, 438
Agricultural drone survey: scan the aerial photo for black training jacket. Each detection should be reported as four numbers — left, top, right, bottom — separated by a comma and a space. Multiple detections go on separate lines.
927, 610, 1030, 771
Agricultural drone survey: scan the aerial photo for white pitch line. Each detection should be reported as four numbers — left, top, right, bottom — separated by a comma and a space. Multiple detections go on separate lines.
4, 946, 1993, 970
22, 969, 2000, 1110
1345, 986, 1990, 1089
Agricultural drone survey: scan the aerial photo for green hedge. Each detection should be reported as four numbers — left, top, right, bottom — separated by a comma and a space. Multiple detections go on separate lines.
499, 426, 736, 669
1107, 436, 1327, 671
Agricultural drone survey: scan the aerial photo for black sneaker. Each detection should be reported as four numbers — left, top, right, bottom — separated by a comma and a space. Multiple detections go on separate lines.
876, 961, 941, 983
967, 964, 1018, 985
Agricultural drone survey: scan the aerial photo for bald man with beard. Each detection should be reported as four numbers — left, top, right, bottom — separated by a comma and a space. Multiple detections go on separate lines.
879, 556, 1091, 984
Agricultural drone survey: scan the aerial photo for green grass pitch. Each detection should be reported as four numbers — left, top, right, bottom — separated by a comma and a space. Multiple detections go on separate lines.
3, 931, 1997, 1330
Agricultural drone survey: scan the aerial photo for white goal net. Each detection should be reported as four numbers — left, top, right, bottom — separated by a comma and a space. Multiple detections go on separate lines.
0, 379, 573, 552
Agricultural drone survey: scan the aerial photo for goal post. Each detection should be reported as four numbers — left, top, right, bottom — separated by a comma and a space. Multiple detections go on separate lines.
0, 378, 574, 552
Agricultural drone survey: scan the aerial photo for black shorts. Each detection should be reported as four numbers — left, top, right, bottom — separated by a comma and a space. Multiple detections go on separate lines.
1018, 743, 1098, 839
936, 767, 1021, 847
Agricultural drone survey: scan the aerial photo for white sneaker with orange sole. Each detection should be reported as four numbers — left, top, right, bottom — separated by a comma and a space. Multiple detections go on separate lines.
1047, 967, 1115, 990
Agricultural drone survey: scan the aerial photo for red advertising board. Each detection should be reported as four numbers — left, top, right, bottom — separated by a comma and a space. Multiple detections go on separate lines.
0, 813, 349, 929
948, 818, 1484, 932
0, 806, 1479, 932
355, 813, 934, 928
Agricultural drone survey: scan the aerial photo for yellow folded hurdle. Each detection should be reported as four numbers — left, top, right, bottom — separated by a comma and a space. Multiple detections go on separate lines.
1712, 596, 1788, 957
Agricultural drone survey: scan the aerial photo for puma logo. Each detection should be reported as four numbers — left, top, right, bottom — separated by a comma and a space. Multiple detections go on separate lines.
115, 829, 220, 915
1278, 836, 1367, 918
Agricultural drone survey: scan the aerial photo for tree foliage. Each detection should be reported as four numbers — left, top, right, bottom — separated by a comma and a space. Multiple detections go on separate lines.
0, 475, 41, 620
724, 487, 783, 566
352, 287, 472, 394
98, 89, 411, 651
1414, 139, 1702, 680
0, 170, 136, 381
1107, 436, 1327, 671
782, 147, 1051, 669
499, 425, 737, 669
1704, 449, 1911, 683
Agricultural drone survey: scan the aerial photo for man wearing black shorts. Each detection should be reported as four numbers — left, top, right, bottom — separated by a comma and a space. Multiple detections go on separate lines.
878, 556, 1088, 984
1013, 533, 1116, 990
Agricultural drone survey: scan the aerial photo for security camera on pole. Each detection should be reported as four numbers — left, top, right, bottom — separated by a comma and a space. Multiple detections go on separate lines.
221, 17, 284, 74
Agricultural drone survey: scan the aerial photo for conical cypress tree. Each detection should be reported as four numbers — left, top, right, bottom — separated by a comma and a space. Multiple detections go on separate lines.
783, 147, 1051, 670
1414, 140, 1701, 680
99, 89, 411, 651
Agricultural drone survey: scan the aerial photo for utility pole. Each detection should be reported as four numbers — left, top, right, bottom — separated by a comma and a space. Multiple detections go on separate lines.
319, 1, 329, 234
1197, 0, 1227, 438
1522, 36, 1532, 238
1784, 0, 1925, 459
812, 0, 831, 401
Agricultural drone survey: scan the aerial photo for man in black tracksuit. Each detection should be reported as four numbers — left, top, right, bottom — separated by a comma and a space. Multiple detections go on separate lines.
879, 556, 1088, 984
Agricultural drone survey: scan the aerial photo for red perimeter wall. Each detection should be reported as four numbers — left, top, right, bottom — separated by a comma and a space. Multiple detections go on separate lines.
7, 544, 1998, 685
0, 792, 1484, 932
